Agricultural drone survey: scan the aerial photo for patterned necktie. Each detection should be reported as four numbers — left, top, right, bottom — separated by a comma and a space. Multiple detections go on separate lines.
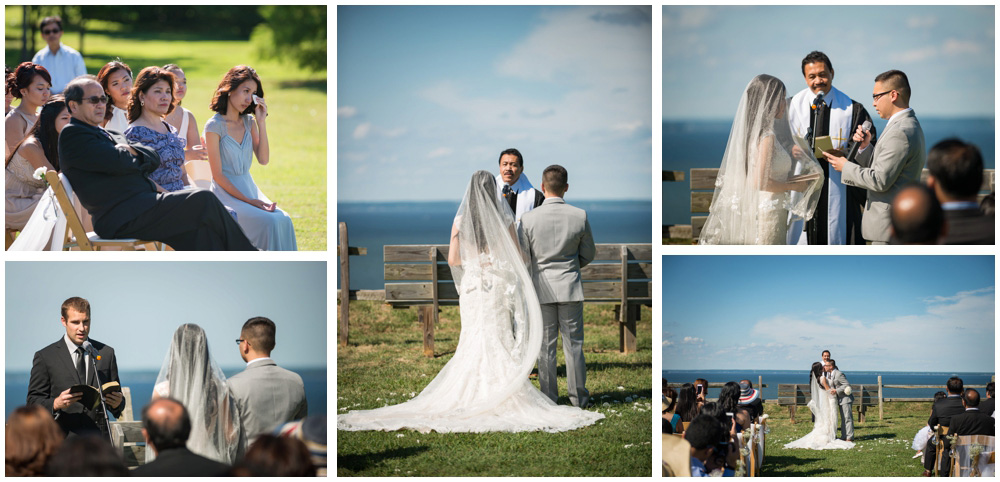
76, 346, 87, 384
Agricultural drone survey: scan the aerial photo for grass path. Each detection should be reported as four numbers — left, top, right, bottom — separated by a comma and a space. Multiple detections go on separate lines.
337, 301, 653, 476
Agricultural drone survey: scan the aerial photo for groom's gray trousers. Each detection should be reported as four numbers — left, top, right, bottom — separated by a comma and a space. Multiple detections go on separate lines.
839, 401, 855, 440
538, 301, 589, 408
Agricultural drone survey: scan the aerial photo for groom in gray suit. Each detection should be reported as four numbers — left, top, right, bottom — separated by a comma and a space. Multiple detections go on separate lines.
228, 317, 307, 445
825, 360, 854, 441
520, 165, 596, 408
823, 69, 926, 244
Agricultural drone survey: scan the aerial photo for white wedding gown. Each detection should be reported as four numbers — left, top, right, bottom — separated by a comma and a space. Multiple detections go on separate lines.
784, 376, 854, 450
337, 255, 605, 433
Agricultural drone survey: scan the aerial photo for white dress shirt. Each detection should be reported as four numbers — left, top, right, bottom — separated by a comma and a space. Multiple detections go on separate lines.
32, 43, 87, 94
63, 333, 89, 380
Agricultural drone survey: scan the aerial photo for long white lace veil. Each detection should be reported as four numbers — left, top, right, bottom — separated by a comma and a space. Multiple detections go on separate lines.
700, 74, 824, 244
441, 170, 543, 411
155, 324, 245, 463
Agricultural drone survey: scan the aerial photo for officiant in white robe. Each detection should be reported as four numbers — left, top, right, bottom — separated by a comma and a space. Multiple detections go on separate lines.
786, 52, 876, 245
495, 173, 543, 225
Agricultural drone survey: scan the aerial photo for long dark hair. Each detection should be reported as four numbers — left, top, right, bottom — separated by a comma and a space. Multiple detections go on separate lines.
676, 383, 700, 422
663, 386, 678, 413
719, 381, 741, 414
743, 74, 786, 172
5, 95, 66, 169
810, 361, 823, 383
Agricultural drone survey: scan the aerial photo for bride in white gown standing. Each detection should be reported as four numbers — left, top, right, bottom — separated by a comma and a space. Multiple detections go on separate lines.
784, 362, 854, 450
338, 170, 604, 433
700, 74, 824, 244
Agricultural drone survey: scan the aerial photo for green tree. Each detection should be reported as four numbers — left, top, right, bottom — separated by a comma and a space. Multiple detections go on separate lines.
251, 5, 326, 72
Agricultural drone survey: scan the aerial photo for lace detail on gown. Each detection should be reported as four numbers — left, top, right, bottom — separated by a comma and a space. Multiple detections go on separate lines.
756, 140, 791, 244
338, 255, 604, 433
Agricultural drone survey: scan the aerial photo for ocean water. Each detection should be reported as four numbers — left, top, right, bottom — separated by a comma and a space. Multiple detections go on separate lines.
6, 367, 327, 420
662, 369, 994, 401
662, 117, 996, 226
338, 200, 652, 290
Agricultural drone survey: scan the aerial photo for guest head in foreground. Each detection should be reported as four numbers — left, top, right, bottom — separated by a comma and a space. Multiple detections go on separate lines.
232, 434, 316, 476
871, 69, 911, 120
962, 389, 980, 408
96, 60, 132, 128
926, 138, 984, 204
132, 397, 231, 477
947, 376, 964, 395
63, 75, 107, 127
210, 65, 264, 117
685, 414, 725, 474
5, 405, 64, 476
45, 435, 128, 476
890, 184, 945, 244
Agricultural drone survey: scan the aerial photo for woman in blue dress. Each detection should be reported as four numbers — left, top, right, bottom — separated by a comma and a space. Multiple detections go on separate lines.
204, 65, 296, 251
123, 66, 187, 192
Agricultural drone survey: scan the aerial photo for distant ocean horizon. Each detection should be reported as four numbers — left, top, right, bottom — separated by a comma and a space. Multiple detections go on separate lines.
662, 116, 996, 226
5, 367, 327, 420
662, 369, 994, 401
338, 199, 652, 290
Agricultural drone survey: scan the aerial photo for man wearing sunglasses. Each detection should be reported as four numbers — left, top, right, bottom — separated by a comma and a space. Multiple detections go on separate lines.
823, 70, 926, 244
30, 16, 87, 94
57, 76, 258, 250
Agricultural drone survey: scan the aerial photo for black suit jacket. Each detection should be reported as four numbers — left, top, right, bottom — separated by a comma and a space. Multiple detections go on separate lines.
928, 395, 966, 428
948, 409, 995, 436
130, 447, 230, 477
943, 208, 995, 245
27, 337, 125, 438
979, 398, 994, 416
58, 117, 162, 237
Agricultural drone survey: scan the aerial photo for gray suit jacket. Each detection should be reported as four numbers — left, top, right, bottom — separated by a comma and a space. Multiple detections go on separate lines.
830, 369, 854, 407
842, 109, 926, 243
227, 359, 307, 442
520, 197, 596, 304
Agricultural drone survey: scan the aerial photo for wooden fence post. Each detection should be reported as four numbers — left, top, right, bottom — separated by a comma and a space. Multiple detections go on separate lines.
758, 376, 763, 394
419, 305, 434, 357
338, 222, 350, 347
878, 375, 883, 421
619, 246, 636, 354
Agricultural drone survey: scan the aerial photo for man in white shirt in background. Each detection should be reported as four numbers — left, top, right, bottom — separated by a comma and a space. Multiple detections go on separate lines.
31, 15, 87, 94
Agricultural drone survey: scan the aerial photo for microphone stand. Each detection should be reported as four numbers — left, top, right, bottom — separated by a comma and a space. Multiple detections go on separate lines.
87, 349, 115, 444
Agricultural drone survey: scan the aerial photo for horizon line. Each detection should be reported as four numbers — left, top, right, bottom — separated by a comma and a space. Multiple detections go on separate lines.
662, 114, 996, 123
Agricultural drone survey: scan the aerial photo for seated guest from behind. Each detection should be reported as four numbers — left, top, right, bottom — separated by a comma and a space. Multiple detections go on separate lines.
738, 380, 764, 421
44, 436, 128, 476
58, 76, 256, 250
5, 405, 64, 476
6, 95, 69, 231
96, 60, 132, 133
131, 398, 230, 477
981, 382, 994, 416
663, 386, 681, 433
685, 414, 723, 477
923, 376, 967, 476
925, 138, 994, 244
890, 184, 946, 244
948, 389, 995, 436
124, 67, 189, 192
676, 383, 700, 423
232, 434, 317, 476
162, 63, 207, 161
205, 65, 296, 251
5, 62, 51, 153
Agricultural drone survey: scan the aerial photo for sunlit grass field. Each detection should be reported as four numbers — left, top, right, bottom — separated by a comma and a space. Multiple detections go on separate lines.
5, 9, 327, 250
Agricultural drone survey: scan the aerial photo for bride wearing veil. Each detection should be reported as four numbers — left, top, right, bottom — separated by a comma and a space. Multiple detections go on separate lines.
700, 74, 824, 244
153, 324, 246, 463
338, 170, 603, 433
784, 362, 854, 450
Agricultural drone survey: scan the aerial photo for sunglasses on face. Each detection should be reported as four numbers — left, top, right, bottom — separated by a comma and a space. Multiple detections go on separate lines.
80, 95, 109, 105
42, 28, 61, 35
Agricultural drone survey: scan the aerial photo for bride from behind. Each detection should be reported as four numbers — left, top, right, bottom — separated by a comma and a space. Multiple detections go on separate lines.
700, 74, 823, 244
338, 170, 603, 433
784, 362, 854, 450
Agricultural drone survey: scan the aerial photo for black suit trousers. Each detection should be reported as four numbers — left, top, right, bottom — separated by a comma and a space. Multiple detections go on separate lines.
113, 190, 257, 251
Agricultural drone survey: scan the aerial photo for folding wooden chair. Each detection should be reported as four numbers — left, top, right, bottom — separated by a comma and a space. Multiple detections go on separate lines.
45, 171, 163, 251
951, 434, 995, 477
934, 425, 950, 476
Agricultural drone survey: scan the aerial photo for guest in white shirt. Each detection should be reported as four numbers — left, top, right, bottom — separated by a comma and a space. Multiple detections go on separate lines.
96, 60, 132, 133
30, 16, 86, 94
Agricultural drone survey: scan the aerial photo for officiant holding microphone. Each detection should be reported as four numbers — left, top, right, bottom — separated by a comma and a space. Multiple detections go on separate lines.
787, 51, 877, 245
27, 297, 125, 441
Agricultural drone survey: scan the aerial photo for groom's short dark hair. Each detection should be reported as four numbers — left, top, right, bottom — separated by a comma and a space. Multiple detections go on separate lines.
826, 359, 836, 368
542, 164, 568, 193
947, 376, 964, 395
242, 316, 276, 354
498, 148, 523, 167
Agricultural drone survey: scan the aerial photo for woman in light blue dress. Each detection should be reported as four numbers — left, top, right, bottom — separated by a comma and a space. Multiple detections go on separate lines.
204, 65, 296, 250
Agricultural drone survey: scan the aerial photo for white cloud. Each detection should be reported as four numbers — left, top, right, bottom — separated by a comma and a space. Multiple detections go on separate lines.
662, 339, 675, 347
897, 46, 938, 63
353, 122, 371, 139
896, 37, 983, 63
663, 6, 715, 30
338, 106, 358, 118
906, 15, 937, 29
681, 336, 704, 345
383, 127, 407, 138
942, 38, 981, 55
427, 147, 453, 159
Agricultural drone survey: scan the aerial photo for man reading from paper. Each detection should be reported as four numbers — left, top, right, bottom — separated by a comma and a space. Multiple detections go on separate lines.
787, 51, 877, 245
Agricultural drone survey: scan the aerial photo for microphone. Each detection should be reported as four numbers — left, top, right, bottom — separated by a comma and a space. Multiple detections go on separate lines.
847, 120, 873, 162
81, 340, 101, 361
811, 91, 825, 108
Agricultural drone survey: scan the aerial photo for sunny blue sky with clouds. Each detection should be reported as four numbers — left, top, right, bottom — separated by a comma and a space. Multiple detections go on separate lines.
6, 262, 326, 372
339, 6, 652, 202
663, 6, 995, 120
662, 256, 994, 372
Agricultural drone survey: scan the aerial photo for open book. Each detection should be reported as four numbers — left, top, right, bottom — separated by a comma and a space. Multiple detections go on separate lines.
70, 381, 122, 411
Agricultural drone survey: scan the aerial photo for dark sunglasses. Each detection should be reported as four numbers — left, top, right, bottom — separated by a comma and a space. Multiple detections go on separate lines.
79, 95, 109, 105
42, 28, 61, 35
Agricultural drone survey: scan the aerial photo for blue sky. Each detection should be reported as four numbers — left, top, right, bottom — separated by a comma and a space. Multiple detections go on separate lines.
662, 256, 994, 372
663, 6, 995, 120
5, 262, 327, 372
339, 6, 652, 202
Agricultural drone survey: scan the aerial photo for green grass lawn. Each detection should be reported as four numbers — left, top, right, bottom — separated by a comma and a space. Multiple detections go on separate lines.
6, 10, 327, 250
337, 301, 653, 476
761, 401, 933, 476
